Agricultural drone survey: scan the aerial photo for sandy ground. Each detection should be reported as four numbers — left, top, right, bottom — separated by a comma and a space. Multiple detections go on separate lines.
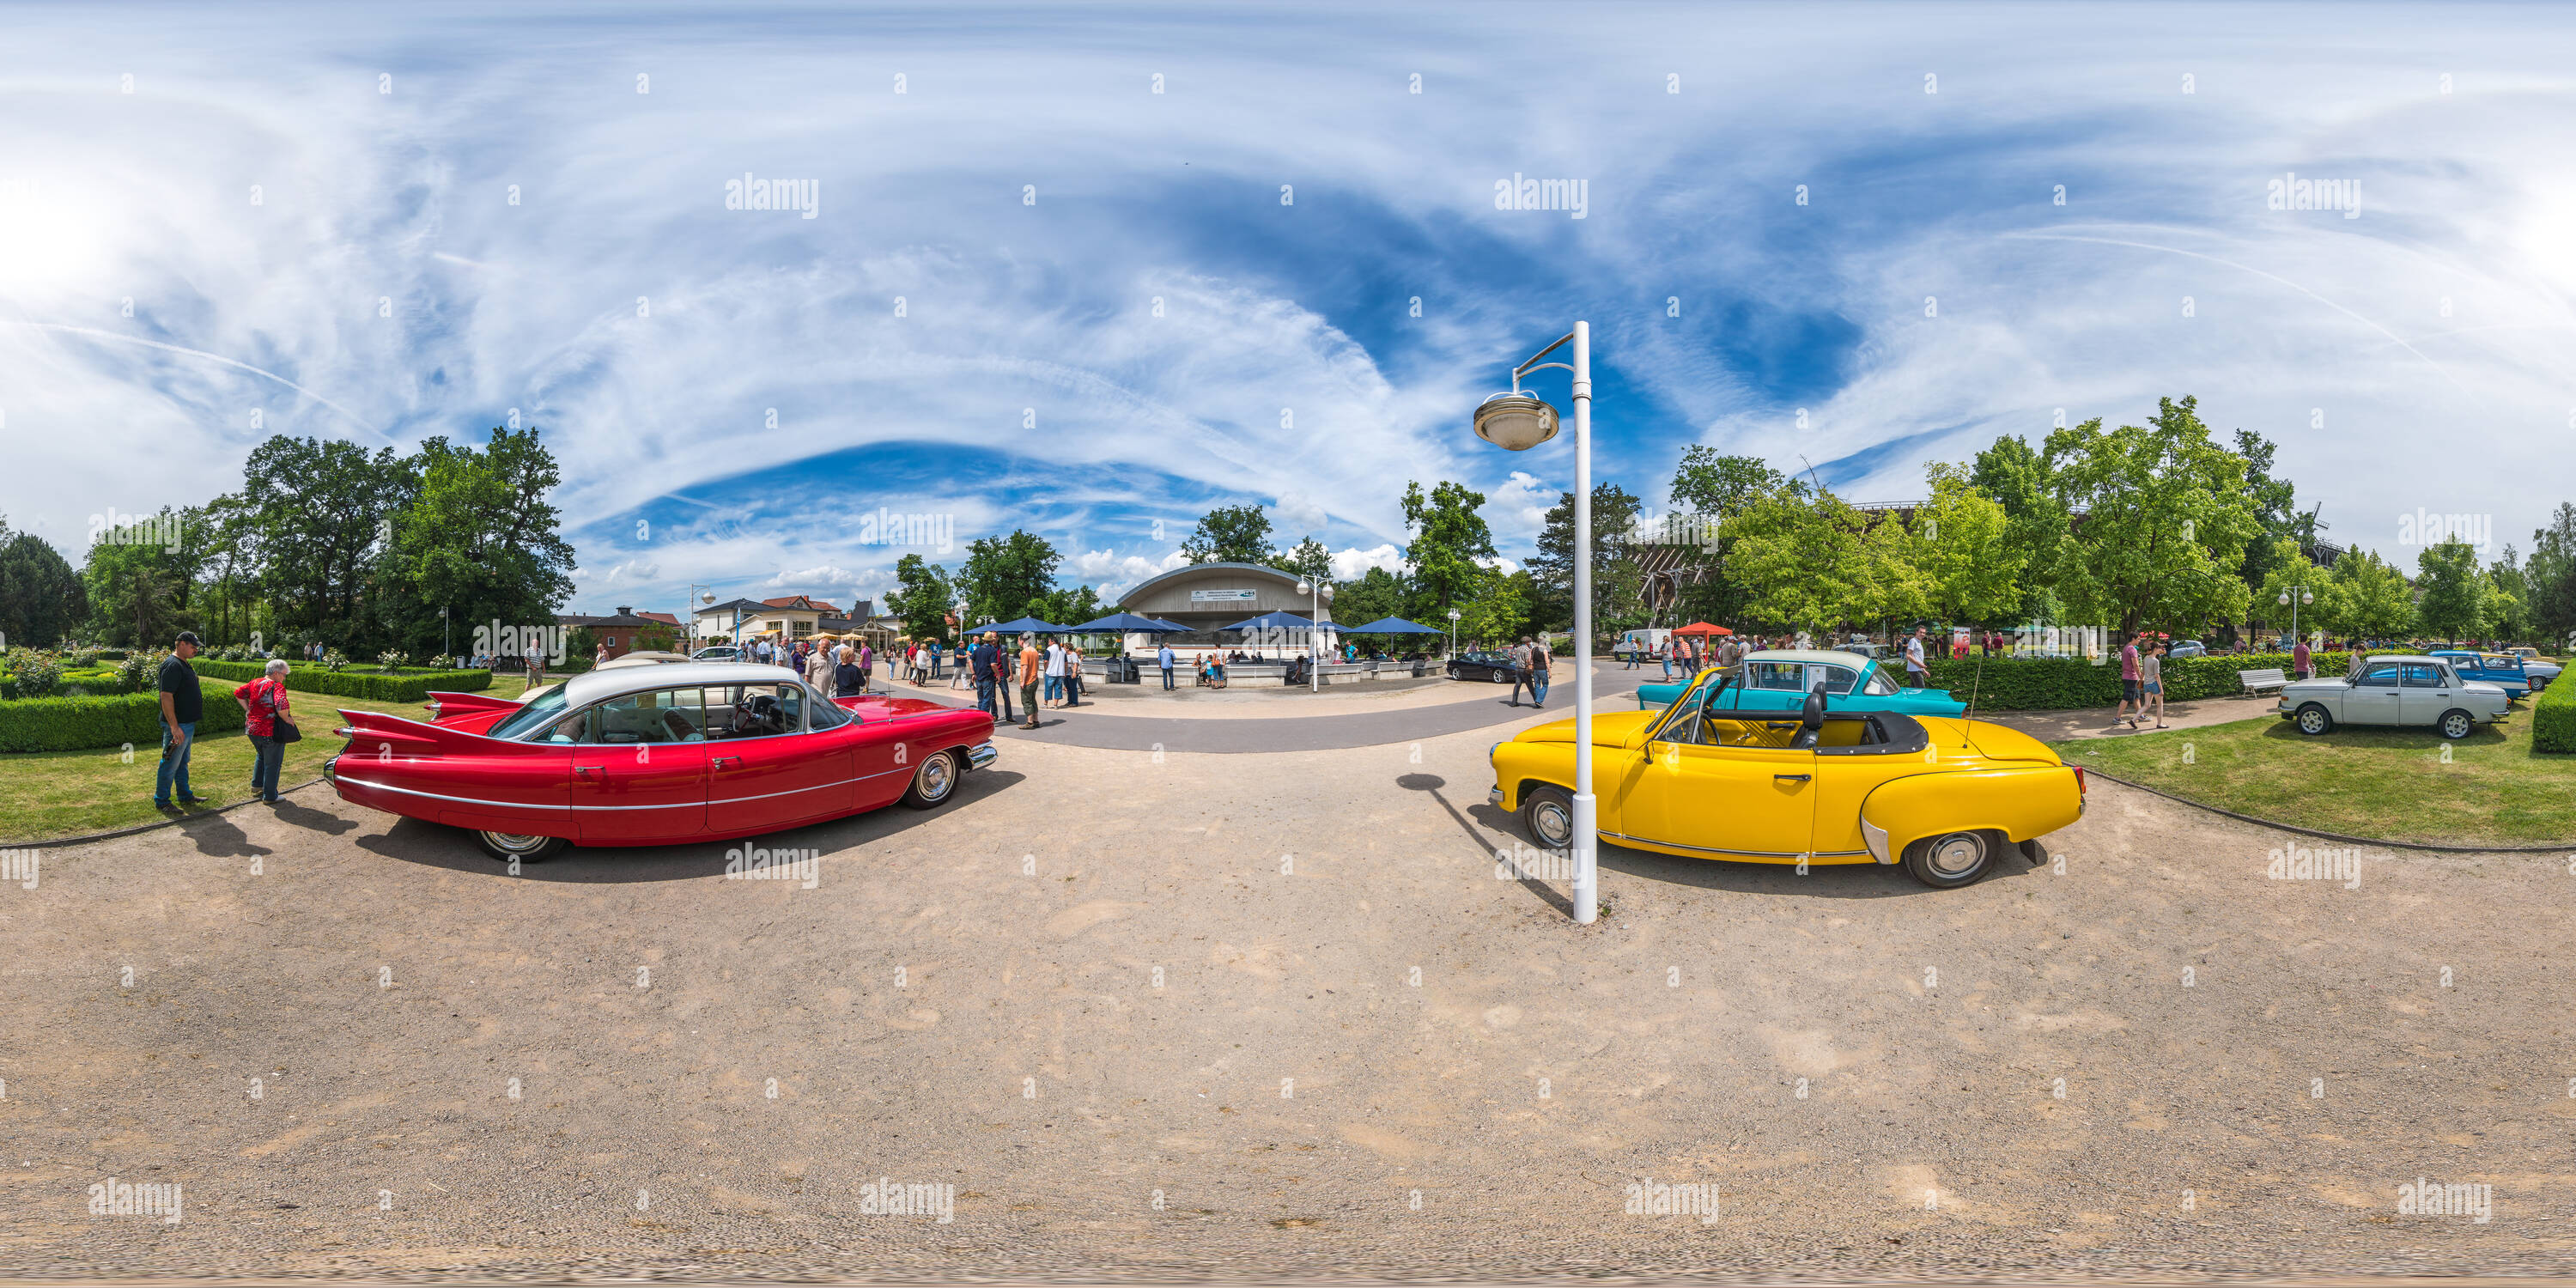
3, 712, 2570, 1282
900, 668, 1559, 720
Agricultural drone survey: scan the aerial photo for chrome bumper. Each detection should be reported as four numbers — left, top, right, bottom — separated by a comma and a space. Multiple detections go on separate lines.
1489, 786, 1504, 806
321, 754, 337, 784
966, 742, 999, 771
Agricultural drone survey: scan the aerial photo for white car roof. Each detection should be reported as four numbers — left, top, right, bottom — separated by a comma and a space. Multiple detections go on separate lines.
1741, 649, 1881, 667
561, 662, 810, 706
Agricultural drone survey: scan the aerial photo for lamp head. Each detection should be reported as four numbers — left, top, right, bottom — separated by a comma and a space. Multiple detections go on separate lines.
1296, 578, 1311, 595
2301, 591, 2314, 605
1473, 391, 1560, 452
2277, 592, 2290, 606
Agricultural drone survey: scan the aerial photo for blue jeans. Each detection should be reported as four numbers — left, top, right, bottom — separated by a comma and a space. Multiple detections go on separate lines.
249, 733, 284, 799
976, 677, 999, 719
1161, 666, 1175, 690
1532, 671, 1551, 706
155, 721, 197, 802
1043, 674, 1063, 702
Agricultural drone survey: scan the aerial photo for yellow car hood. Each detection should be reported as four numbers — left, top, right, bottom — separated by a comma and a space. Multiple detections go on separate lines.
1513, 709, 1661, 748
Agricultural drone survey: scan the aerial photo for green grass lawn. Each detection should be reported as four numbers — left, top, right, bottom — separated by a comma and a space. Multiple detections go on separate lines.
2050, 707, 2576, 846
0, 674, 540, 845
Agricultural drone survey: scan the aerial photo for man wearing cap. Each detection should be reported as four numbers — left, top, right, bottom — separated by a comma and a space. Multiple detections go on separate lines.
155, 631, 208, 809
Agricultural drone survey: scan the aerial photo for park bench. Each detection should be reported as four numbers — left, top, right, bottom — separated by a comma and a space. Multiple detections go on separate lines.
2237, 667, 2288, 696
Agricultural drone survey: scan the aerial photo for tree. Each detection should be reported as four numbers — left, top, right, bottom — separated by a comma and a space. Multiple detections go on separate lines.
1857, 507, 1934, 628
1180, 504, 1274, 565
1529, 482, 1643, 638
1399, 481, 1496, 621
0, 518, 87, 648
958, 530, 1061, 629
1667, 449, 1785, 627
2320, 547, 2414, 642
2252, 537, 2331, 638
1915, 464, 2026, 629
1331, 565, 1409, 637
1026, 583, 1103, 628
2487, 547, 2534, 645
1722, 482, 1874, 631
2230, 428, 2305, 634
2040, 397, 2261, 639
1967, 433, 2069, 626
884, 554, 956, 644
2525, 503, 2576, 649
81, 507, 204, 647
2413, 538, 2489, 642
1275, 536, 1331, 582
1454, 564, 1530, 647
376, 427, 578, 654
242, 435, 411, 646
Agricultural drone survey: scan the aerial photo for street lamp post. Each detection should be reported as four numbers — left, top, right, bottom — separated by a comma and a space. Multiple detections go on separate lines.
1294, 577, 1332, 691
1471, 321, 1597, 925
685, 585, 718, 651
1447, 607, 1461, 657
2278, 586, 2316, 656
439, 606, 451, 659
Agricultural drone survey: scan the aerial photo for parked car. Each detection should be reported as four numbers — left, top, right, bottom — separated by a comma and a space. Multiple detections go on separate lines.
690, 646, 744, 662
510, 649, 695, 710
2166, 640, 2208, 659
2428, 650, 2530, 699
1634, 650, 1968, 717
1489, 681, 2084, 889
2500, 647, 2561, 690
324, 662, 998, 862
1446, 651, 1522, 683
2275, 655, 2511, 739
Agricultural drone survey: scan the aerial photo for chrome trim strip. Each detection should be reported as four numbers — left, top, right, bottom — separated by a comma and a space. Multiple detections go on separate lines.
966, 742, 999, 770
1861, 815, 1894, 864
339, 761, 914, 812
1598, 827, 1866, 860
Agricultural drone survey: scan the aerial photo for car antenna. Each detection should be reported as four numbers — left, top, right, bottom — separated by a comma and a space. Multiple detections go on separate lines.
1963, 645, 1984, 745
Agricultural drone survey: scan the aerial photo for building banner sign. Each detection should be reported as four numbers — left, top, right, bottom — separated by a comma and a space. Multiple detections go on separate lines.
1189, 589, 1259, 603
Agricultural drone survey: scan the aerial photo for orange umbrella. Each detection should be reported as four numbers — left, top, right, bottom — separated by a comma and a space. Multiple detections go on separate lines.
1671, 622, 1733, 636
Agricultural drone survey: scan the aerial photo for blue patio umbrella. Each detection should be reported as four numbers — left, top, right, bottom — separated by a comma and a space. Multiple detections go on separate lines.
1219, 610, 1315, 632
1069, 611, 1190, 633
965, 617, 1068, 635
1342, 616, 1443, 635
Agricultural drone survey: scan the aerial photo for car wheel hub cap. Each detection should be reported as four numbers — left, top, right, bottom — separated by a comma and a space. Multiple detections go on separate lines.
1536, 804, 1571, 846
1930, 835, 1983, 876
921, 757, 951, 799
487, 833, 544, 852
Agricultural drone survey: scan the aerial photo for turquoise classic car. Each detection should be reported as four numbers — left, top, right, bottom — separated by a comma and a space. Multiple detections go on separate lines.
2429, 651, 2530, 699
1635, 649, 1969, 717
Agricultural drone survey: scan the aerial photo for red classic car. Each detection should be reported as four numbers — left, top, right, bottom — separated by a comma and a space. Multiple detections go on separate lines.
322, 663, 997, 862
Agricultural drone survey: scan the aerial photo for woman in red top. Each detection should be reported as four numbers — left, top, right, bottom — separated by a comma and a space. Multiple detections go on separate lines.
235, 658, 295, 804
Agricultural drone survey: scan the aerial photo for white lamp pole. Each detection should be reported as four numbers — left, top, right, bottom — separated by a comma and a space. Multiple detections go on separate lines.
1295, 578, 1330, 691
1473, 321, 1597, 925
1448, 607, 1461, 656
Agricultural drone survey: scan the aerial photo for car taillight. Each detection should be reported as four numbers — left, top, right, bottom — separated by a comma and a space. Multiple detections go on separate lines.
425, 700, 442, 718
2073, 765, 2087, 796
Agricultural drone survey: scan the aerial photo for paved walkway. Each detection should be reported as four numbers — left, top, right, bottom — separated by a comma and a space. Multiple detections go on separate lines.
890, 661, 1655, 752
1984, 694, 2281, 742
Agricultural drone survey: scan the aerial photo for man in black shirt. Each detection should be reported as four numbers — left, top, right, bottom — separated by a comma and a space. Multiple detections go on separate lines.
155, 631, 207, 808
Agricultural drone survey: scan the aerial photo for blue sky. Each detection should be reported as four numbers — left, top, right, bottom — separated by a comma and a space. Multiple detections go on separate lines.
4, 2, 2573, 617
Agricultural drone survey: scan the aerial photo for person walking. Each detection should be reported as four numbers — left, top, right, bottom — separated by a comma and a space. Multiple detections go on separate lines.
1529, 635, 1552, 709
236, 657, 295, 804
1042, 638, 1066, 707
977, 632, 1014, 722
2112, 635, 2143, 730
1904, 627, 1929, 690
854, 640, 873, 693
2142, 640, 2169, 728
1062, 639, 1084, 707
524, 635, 545, 690
1504, 638, 1528, 707
2292, 635, 2312, 681
1158, 640, 1177, 690
155, 631, 206, 809
1017, 633, 1043, 729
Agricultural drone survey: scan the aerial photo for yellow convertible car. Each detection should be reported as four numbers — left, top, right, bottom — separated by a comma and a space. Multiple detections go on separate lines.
1488, 669, 2085, 889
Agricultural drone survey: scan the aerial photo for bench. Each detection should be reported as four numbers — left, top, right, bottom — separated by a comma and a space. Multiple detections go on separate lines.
2238, 667, 2288, 696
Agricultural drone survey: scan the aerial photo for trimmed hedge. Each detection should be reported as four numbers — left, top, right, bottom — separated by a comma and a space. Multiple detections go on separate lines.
0, 677, 246, 753
191, 659, 493, 702
2534, 677, 2576, 754
1922, 650, 2353, 711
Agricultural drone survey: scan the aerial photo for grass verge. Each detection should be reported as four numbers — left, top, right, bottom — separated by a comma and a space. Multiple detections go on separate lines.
2048, 708, 2576, 847
0, 675, 539, 846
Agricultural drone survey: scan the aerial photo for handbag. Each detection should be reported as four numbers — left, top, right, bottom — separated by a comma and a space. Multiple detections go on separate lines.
263, 681, 302, 744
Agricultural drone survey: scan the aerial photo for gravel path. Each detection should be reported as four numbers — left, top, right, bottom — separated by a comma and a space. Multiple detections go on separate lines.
4, 719, 2568, 1281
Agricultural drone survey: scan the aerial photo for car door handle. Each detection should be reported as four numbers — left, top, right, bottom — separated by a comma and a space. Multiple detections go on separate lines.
711, 756, 741, 769
1774, 773, 1811, 782
572, 764, 595, 776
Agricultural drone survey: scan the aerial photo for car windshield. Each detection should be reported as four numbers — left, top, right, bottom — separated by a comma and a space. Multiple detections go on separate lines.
1860, 666, 1900, 696
489, 687, 571, 740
